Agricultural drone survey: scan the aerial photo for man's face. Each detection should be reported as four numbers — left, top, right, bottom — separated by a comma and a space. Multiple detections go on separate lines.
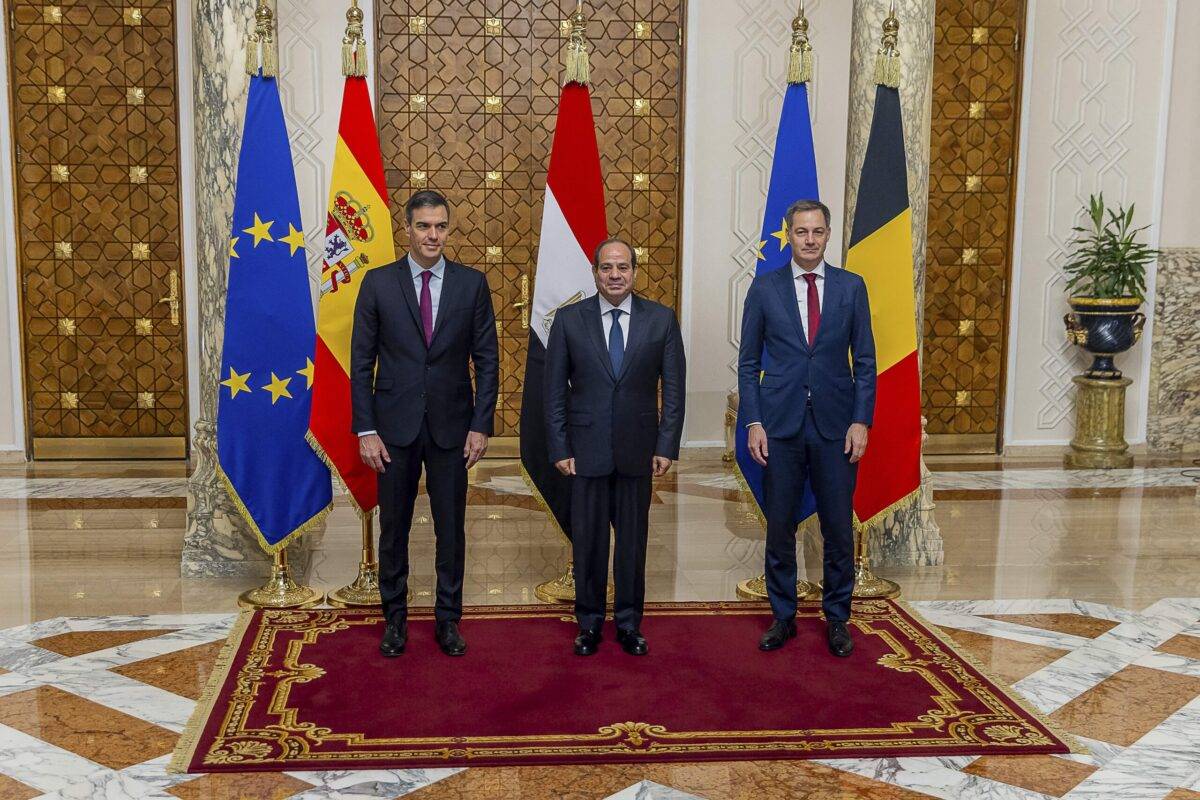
593, 242, 636, 305
787, 209, 831, 268
405, 205, 450, 262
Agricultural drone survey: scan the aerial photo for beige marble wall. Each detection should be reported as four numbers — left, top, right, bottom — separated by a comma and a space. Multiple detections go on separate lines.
1146, 248, 1200, 453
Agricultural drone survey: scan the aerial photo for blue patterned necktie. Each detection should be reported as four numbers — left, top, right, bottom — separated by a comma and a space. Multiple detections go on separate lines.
608, 308, 624, 375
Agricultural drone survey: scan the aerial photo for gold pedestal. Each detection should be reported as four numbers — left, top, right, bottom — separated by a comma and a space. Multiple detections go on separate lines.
326, 517, 381, 608
735, 574, 820, 600
1065, 376, 1134, 469
237, 548, 322, 610
534, 561, 615, 604
851, 528, 901, 598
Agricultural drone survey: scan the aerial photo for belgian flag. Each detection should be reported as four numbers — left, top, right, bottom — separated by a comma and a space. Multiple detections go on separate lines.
844, 82, 922, 528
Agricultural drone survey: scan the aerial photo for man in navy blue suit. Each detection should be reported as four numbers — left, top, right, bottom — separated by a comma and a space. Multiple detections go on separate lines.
737, 199, 876, 658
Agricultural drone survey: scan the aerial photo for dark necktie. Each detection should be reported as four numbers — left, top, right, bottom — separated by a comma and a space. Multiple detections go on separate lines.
608, 308, 624, 375
803, 272, 820, 346
419, 270, 434, 346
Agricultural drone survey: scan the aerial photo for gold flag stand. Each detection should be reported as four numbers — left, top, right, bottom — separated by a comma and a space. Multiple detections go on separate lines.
535, 562, 615, 604
238, 548, 322, 609
326, 516, 382, 607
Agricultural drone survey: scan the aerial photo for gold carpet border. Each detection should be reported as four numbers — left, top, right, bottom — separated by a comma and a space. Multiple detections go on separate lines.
182, 601, 1077, 768
168, 611, 255, 773
898, 600, 1088, 756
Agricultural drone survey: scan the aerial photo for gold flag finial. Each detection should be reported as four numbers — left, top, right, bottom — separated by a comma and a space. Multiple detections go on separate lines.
245, 0, 279, 77
563, 1, 591, 86
873, 1, 901, 88
342, 0, 367, 77
787, 1, 814, 84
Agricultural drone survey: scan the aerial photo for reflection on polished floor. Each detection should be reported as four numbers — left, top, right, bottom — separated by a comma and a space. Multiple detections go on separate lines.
0, 451, 1197, 798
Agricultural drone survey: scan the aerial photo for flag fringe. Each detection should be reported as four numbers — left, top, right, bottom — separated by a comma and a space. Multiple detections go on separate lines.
304, 429, 374, 520
902, 600, 1090, 756
851, 484, 919, 533
167, 610, 255, 773
518, 462, 571, 545
730, 459, 820, 535
215, 464, 332, 555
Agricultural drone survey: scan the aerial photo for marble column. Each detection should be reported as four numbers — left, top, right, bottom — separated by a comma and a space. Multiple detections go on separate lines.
181, 0, 316, 577
843, 0, 943, 567
1147, 248, 1200, 453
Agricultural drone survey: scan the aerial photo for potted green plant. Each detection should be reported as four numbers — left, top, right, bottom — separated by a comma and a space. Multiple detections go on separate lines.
1062, 193, 1155, 379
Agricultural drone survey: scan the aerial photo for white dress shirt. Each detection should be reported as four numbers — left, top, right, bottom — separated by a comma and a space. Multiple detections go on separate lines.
358, 253, 447, 438
598, 292, 633, 352
793, 260, 826, 343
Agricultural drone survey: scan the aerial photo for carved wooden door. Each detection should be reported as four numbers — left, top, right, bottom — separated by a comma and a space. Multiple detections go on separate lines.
375, 1, 684, 437
5, 0, 189, 458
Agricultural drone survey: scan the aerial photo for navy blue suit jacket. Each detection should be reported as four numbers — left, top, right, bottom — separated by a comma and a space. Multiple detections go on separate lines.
737, 263, 876, 441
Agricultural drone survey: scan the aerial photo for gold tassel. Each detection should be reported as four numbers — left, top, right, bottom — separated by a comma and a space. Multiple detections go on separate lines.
874, 5, 901, 88
245, 0, 278, 77
261, 33, 278, 77
342, 1, 367, 77
786, 5, 814, 85
244, 32, 259, 76
562, 5, 591, 86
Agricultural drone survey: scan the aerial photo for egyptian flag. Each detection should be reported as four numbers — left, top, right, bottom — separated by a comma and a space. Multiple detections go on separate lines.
306, 32, 396, 515
519, 81, 608, 541
844, 83, 922, 528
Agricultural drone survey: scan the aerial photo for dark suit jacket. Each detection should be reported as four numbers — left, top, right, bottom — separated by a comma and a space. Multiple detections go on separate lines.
544, 293, 685, 478
737, 264, 876, 441
350, 256, 499, 450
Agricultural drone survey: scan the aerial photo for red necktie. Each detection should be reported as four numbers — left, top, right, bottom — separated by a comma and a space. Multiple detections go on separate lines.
419, 270, 434, 346
803, 272, 820, 346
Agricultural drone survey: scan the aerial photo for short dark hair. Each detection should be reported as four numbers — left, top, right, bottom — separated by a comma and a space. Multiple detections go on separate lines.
405, 190, 450, 224
592, 237, 637, 270
785, 199, 831, 229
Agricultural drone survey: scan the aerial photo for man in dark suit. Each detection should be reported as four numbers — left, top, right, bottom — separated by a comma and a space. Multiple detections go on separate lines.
351, 190, 499, 658
544, 238, 685, 657
738, 199, 876, 658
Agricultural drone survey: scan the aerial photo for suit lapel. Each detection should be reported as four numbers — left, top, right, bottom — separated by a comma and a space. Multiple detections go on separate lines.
776, 266, 810, 353
394, 256, 426, 345
813, 263, 842, 347
616, 295, 645, 381
428, 260, 457, 348
583, 294, 616, 380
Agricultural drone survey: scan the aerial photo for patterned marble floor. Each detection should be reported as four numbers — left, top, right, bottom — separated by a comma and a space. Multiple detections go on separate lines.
0, 452, 1196, 797
0, 599, 1198, 799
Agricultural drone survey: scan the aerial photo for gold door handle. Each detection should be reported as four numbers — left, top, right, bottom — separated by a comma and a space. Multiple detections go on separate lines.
158, 270, 180, 326
511, 274, 529, 329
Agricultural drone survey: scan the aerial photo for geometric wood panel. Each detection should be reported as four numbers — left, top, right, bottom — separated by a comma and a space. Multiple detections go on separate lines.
376, 1, 683, 436
6, 0, 188, 453
923, 0, 1025, 450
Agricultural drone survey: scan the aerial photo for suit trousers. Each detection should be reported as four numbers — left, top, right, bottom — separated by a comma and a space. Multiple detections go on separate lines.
378, 418, 467, 625
762, 403, 857, 623
570, 472, 652, 633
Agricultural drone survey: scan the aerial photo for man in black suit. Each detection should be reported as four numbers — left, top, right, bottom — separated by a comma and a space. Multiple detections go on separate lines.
544, 238, 685, 657
351, 190, 499, 658
738, 199, 876, 658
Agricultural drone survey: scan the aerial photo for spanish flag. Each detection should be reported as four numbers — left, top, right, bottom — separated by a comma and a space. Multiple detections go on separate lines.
307, 18, 395, 515
844, 80, 922, 529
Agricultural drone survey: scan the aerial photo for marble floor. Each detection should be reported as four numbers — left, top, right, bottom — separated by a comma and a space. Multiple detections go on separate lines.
0, 451, 1197, 798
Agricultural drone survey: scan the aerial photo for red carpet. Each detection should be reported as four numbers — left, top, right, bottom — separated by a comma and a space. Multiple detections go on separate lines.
172, 601, 1076, 772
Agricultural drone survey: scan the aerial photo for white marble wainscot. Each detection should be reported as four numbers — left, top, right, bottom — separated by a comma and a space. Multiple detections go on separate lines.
1147, 247, 1200, 453
0, 478, 188, 499
931, 467, 1199, 490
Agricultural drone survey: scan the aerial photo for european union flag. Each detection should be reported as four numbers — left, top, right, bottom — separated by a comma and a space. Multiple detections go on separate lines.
217, 72, 331, 551
735, 80, 819, 526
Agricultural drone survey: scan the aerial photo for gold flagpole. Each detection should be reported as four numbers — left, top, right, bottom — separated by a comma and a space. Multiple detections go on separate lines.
735, 0, 820, 604
238, 547, 322, 609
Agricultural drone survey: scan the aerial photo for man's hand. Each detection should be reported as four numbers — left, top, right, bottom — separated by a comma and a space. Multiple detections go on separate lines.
359, 433, 390, 473
464, 431, 489, 469
555, 458, 576, 476
747, 424, 769, 466
845, 423, 869, 463
652, 456, 673, 477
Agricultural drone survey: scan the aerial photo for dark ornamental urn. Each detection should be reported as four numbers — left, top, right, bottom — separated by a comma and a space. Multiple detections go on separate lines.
1062, 296, 1145, 379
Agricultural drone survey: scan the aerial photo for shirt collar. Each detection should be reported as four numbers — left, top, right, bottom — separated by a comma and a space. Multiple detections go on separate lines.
408, 254, 446, 280
792, 260, 827, 280
598, 293, 633, 315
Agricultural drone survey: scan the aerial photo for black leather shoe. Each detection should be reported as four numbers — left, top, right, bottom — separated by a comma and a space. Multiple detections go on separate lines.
759, 618, 797, 651
574, 627, 601, 656
380, 620, 407, 657
616, 629, 648, 656
435, 621, 467, 656
827, 620, 853, 657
